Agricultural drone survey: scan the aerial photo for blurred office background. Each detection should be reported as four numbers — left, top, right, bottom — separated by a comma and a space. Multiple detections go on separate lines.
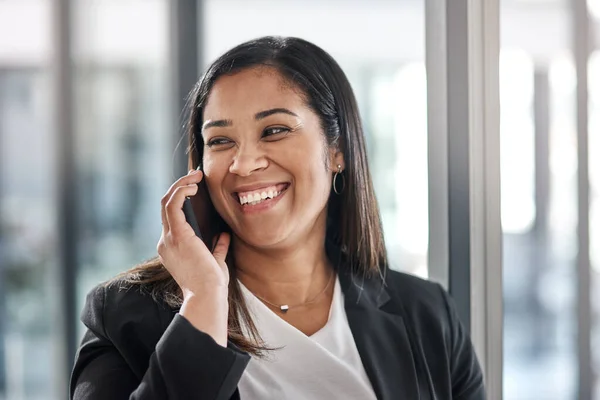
0, 0, 598, 399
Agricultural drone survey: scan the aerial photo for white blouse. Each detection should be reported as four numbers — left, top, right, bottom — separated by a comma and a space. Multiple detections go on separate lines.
237, 275, 378, 400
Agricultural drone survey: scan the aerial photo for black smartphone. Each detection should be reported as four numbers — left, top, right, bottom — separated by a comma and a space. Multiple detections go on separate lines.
182, 166, 203, 240
182, 197, 202, 239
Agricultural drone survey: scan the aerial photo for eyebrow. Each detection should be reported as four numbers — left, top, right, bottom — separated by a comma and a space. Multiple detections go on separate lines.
202, 108, 299, 131
255, 108, 299, 120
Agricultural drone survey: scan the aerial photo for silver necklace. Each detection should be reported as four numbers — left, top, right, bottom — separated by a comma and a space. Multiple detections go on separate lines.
251, 270, 335, 314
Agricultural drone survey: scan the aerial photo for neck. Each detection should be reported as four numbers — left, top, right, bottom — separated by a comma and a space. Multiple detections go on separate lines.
233, 230, 333, 308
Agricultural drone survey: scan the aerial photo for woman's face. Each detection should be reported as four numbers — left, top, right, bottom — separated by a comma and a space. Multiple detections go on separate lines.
201, 66, 344, 249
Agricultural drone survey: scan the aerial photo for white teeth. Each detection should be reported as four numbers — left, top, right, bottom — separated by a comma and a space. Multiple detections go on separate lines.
238, 186, 286, 205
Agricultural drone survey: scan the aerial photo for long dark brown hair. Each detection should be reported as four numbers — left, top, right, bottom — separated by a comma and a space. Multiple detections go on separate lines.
113, 36, 388, 356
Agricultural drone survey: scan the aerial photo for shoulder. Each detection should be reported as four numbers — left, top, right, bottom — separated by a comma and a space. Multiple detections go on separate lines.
383, 269, 448, 310
81, 279, 174, 344
382, 272, 485, 397
378, 271, 484, 397
77, 279, 180, 381
382, 269, 454, 334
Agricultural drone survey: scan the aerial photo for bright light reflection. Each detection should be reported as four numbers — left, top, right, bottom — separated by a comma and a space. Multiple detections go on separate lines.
392, 62, 428, 256
589, 0, 600, 20
549, 55, 576, 97
589, 51, 600, 273
500, 49, 536, 234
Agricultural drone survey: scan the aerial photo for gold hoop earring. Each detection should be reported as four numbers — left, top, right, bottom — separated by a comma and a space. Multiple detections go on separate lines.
333, 164, 345, 195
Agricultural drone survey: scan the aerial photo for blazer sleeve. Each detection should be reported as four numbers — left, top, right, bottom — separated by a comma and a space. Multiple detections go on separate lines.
437, 285, 486, 400
70, 284, 251, 400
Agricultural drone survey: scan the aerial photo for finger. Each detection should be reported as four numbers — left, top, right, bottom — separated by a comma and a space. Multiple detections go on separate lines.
165, 170, 203, 199
212, 232, 231, 266
165, 184, 199, 234
161, 170, 203, 232
156, 238, 167, 258
160, 197, 170, 233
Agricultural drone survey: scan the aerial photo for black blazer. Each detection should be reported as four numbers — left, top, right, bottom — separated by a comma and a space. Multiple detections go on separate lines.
70, 266, 485, 400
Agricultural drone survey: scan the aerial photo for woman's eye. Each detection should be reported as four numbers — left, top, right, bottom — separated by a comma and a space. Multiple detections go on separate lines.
206, 138, 232, 148
263, 127, 290, 138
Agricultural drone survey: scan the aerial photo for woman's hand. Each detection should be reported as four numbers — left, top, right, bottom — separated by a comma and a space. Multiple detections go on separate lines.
157, 169, 230, 345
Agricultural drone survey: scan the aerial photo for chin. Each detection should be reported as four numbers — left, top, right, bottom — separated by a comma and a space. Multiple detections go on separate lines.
235, 227, 289, 249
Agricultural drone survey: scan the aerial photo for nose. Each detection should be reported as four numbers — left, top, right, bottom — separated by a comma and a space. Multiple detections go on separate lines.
229, 143, 269, 176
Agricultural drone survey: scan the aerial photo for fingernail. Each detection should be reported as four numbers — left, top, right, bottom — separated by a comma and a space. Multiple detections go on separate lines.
188, 169, 194, 175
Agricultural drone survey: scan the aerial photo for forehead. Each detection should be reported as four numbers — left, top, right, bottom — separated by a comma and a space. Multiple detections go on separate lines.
203, 67, 307, 118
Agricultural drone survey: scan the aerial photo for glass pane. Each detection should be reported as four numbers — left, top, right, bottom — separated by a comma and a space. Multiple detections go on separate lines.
0, 70, 57, 399
501, 1, 578, 398
590, 49, 600, 398
72, 0, 171, 341
203, 0, 427, 277
0, 1, 57, 398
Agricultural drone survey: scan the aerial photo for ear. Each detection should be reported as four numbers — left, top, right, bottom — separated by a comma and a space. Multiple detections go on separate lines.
329, 147, 346, 172
329, 148, 345, 172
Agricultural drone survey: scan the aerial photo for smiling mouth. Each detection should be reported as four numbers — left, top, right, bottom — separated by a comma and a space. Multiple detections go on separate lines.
234, 183, 290, 206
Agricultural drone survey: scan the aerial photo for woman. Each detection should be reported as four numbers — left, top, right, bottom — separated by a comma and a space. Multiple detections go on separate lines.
70, 36, 485, 400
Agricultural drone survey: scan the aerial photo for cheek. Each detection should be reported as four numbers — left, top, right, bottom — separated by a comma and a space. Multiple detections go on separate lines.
300, 160, 332, 199
202, 154, 230, 201
201, 153, 215, 175
202, 153, 230, 179
285, 143, 330, 192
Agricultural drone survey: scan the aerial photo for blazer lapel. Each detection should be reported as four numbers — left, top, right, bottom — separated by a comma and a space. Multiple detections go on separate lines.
339, 268, 423, 400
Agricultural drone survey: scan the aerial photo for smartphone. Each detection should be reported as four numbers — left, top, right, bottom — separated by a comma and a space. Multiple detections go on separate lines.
183, 197, 202, 239
181, 167, 228, 249
182, 166, 203, 240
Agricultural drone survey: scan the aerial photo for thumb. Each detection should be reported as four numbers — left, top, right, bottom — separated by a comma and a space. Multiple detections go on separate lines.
212, 232, 231, 265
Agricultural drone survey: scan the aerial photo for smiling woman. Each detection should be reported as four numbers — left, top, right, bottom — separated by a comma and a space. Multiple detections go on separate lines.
69, 36, 485, 400
201, 66, 341, 251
